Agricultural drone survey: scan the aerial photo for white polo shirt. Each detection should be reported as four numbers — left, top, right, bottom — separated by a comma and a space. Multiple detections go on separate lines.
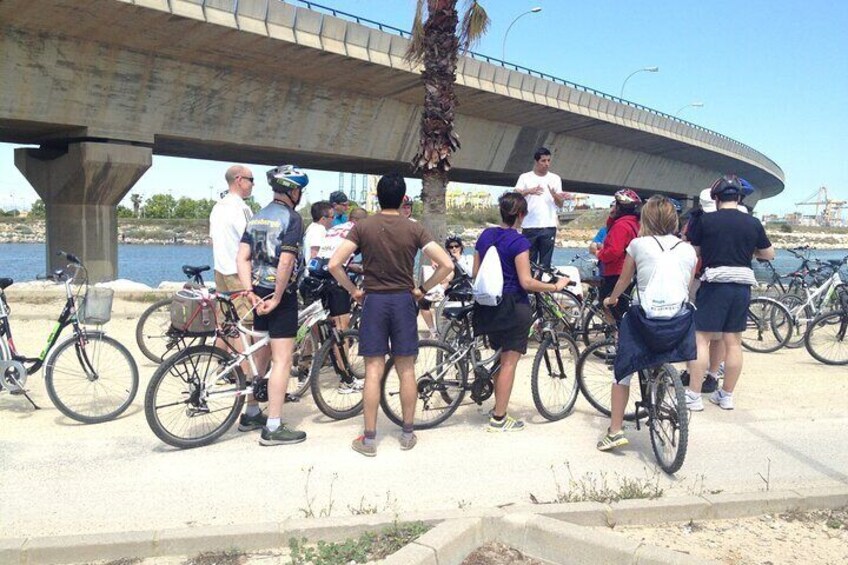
209, 193, 252, 275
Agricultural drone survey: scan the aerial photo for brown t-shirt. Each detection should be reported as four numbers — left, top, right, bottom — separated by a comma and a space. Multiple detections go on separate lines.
346, 213, 434, 292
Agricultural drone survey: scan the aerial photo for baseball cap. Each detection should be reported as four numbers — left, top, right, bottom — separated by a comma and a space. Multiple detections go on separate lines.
329, 191, 349, 205
699, 188, 716, 213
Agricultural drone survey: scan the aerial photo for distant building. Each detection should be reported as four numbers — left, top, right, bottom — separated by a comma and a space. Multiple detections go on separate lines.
446, 186, 491, 209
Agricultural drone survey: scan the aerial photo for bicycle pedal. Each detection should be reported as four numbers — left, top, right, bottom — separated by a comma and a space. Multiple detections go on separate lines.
285, 393, 300, 403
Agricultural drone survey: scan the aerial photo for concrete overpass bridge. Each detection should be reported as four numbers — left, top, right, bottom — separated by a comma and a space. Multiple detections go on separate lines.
0, 0, 784, 280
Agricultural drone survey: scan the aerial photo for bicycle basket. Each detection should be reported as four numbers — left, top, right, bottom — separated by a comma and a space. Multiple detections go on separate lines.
170, 288, 217, 336
78, 287, 114, 325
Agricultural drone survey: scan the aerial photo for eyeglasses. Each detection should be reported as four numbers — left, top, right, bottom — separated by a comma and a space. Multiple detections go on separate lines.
239, 176, 254, 183
447, 245, 461, 250
323, 214, 335, 219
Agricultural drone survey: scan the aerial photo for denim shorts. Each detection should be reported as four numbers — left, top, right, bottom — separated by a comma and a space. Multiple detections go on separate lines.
695, 282, 750, 333
358, 291, 419, 357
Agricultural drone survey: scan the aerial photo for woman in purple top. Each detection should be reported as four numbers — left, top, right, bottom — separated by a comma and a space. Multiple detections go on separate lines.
473, 192, 571, 432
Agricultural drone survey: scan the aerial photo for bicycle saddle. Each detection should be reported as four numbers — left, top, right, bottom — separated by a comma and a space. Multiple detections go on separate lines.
182, 265, 211, 277
0, 277, 12, 289
826, 259, 844, 267
442, 303, 473, 320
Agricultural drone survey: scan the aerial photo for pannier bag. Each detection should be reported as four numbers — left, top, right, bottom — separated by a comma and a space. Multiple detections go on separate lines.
170, 287, 217, 335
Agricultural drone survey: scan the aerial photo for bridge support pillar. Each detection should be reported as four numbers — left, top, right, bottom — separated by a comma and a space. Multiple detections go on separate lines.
15, 142, 152, 282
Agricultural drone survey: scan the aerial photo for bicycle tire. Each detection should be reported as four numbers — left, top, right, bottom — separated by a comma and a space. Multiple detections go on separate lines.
540, 290, 582, 334
44, 333, 139, 424
581, 307, 613, 348
741, 297, 793, 353
777, 292, 814, 349
531, 332, 580, 421
144, 344, 245, 448
575, 338, 646, 421
135, 298, 208, 363
804, 310, 848, 365
647, 364, 688, 475
287, 330, 316, 400
309, 330, 365, 420
380, 339, 468, 430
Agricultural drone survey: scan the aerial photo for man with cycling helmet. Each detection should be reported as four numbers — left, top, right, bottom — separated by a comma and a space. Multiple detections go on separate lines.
236, 165, 309, 446
400, 195, 415, 220
685, 175, 774, 411
329, 190, 350, 226
591, 189, 642, 321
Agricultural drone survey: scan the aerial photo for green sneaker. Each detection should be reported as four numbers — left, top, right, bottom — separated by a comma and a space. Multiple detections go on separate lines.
487, 414, 525, 432
259, 425, 306, 446
597, 430, 629, 451
238, 410, 267, 432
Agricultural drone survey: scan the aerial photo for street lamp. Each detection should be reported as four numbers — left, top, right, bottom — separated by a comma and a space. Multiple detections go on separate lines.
675, 101, 704, 117
502, 7, 542, 61
619, 66, 659, 99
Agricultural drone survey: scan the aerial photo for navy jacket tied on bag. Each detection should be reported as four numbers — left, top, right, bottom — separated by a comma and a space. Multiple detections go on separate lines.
613, 304, 697, 382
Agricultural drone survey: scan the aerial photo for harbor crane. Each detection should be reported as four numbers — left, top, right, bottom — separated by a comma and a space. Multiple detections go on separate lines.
795, 186, 846, 227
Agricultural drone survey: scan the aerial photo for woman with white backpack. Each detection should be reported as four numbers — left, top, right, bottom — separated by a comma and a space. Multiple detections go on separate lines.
472, 192, 571, 432
598, 195, 697, 452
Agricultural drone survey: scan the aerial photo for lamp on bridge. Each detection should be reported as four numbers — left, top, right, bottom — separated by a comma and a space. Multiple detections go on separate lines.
675, 102, 704, 117
502, 7, 542, 61
619, 66, 659, 99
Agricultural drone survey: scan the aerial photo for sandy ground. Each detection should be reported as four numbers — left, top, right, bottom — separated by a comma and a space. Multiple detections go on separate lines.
2, 296, 848, 541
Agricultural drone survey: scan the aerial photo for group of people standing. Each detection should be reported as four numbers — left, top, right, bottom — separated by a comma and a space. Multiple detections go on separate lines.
207, 150, 773, 460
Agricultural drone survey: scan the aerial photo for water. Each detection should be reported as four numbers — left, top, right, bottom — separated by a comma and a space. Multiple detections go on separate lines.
1, 243, 846, 287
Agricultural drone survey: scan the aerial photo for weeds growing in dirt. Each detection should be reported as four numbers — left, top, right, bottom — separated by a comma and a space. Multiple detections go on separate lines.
288, 521, 431, 564
529, 462, 664, 505
347, 491, 398, 516
183, 547, 246, 565
299, 466, 338, 518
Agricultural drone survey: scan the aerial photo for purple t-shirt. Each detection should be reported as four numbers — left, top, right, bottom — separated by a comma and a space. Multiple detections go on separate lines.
475, 227, 531, 303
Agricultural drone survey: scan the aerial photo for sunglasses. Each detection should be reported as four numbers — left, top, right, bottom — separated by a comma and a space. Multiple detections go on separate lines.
447, 245, 461, 249
239, 176, 254, 182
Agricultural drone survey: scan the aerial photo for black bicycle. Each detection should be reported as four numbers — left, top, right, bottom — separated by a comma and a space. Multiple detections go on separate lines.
0, 252, 139, 423
135, 264, 212, 363
576, 337, 688, 474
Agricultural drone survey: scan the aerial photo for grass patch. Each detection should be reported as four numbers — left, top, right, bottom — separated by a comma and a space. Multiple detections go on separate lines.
183, 547, 247, 565
530, 463, 664, 505
288, 521, 430, 565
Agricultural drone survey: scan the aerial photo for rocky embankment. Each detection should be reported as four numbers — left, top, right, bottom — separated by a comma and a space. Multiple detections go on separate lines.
0, 219, 210, 245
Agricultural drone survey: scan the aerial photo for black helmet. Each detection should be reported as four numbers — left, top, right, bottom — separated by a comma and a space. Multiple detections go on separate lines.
329, 191, 349, 205
709, 175, 744, 199
444, 235, 463, 249
266, 165, 309, 194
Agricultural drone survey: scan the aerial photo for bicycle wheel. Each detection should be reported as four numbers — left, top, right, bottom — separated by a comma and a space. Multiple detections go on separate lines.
288, 331, 316, 399
575, 338, 645, 421
804, 310, 848, 365
581, 307, 614, 348
380, 339, 468, 429
777, 292, 813, 349
647, 364, 688, 475
742, 297, 794, 353
539, 290, 582, 335
531, 332, 580, 421
44, 333, 139, 424
309, 330, 365, 420
135, 298, 207, 363
144, 345, 245, 448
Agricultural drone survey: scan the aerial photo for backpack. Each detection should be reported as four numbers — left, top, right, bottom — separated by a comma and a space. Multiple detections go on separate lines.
472, 238, 504, 307
639, 237, 689, 319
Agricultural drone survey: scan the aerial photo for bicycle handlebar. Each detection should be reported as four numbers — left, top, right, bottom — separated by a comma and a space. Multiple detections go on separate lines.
56, 250, 80, 265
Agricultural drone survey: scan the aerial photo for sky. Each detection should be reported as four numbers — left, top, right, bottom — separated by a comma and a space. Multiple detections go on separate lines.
1, 0, 846, 217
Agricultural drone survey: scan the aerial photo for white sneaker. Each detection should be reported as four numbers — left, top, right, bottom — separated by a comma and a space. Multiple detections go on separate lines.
685, 389, 704, 412
709, 389, 734, 410
337, 379, 364, 394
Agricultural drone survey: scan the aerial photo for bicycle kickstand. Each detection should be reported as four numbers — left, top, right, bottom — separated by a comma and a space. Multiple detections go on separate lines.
633, 400, 645, 431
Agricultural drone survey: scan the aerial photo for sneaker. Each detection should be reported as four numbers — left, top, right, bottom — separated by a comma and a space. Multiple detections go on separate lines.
685, 390, 704, 412
338, 379, 365, 394
487, 414, 525, 432
259, 425, 306, 446
701, 374, 719, 394
709, 389, 735, 410
399, 433, 418, 451
351, 435, 377, 457
238, 411, 267, 432
597, 430, 629, 452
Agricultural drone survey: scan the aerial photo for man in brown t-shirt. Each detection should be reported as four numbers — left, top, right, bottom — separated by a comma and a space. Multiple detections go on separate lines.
329, 173, 453, 457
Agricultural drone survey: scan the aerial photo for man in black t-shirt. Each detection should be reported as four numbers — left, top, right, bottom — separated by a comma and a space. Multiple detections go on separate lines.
685, 176, 774, 411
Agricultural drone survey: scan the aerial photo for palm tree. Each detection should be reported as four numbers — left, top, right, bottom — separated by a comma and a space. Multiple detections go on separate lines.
406, 0, 490, 242
130, 193, 143, 218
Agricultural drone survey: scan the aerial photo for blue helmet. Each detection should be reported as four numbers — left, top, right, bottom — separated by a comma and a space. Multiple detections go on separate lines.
667, 197, 683, 214
738, 177, 755, 197
267, 165, 309, 194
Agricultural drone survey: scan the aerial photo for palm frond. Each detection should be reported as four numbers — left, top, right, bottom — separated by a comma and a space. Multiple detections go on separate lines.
404, 0, 428, 64
459, 1, 490, 51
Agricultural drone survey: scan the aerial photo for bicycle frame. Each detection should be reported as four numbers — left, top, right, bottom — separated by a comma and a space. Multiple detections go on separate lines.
789, 270, 844, 321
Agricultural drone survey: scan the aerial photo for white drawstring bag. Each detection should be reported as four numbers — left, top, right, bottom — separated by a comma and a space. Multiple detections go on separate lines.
473, 245, 503, 306
639, 237, 689, 319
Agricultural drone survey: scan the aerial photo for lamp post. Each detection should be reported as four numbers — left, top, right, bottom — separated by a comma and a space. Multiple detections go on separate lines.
619, 66, 659, 99
502, 7, 542, 61
675, 102, 704, 117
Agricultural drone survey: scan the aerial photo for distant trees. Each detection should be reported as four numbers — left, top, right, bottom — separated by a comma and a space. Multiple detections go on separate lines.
29, 199, 45, 218
23, 194, 251, 220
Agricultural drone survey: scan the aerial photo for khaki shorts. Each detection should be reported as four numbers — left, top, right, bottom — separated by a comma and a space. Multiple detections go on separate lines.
214, 271, 253, 326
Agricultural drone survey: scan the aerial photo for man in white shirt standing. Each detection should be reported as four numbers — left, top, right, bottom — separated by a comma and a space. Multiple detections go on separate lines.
303, 201, 334, 260
514, 147, 565, 269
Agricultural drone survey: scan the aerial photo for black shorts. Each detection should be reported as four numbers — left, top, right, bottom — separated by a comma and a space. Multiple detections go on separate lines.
323, 284, 352, 317
599, 275, 632, 322
419, 298, 433, 311
473, 295, 532, 354
695, 282, 750, 333
252, 287, 298, 339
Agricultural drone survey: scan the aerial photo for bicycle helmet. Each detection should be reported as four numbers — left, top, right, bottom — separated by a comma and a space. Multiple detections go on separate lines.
614, 188, 642, 207
709, 174, 744, 199
667, 197, 683, 214
266, 165, 309, 194
298, 275, 326, 303
444, 235, 463, 249
329, 190, 349, 205
401, 195, 413, 206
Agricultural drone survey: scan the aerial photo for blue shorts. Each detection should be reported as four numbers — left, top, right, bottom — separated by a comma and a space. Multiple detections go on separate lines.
359, 291, 419, 357
695, 282, 750, 333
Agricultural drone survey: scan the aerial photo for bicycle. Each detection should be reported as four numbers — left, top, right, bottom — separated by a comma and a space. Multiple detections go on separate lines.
777, 255, 848, 348
0, 251, 139, 423
804, 283, 848, 365
753, 246, 817, 299
575, 337, 688, 474
135, 264, 213, 363
741, 296, 795, 353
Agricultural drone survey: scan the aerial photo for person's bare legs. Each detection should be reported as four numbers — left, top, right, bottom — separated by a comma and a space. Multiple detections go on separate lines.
266, 337, 294, 420
720, 332, 743, 393
362, 356, 387, 433
687, 331, 717, 393
609, 383, 630, 433
420, 309, 437, 337
708, 339, 726, 374
392, 355, 418, 427
493, 351, 522, 416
